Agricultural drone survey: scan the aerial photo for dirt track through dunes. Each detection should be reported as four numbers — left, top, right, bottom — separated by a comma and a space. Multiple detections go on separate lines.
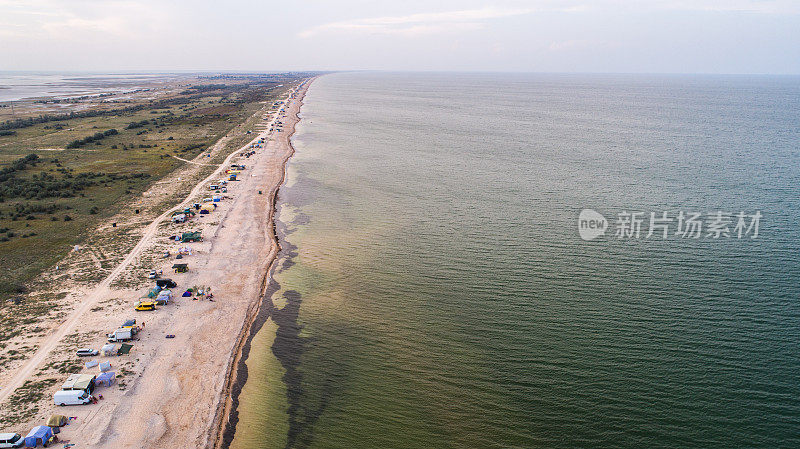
172, 154, 218, 166
78, 81, 311, 449
0, 96, 287, 407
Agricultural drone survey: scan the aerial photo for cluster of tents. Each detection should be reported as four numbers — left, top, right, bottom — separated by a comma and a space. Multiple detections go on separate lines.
14, 101, 283, 447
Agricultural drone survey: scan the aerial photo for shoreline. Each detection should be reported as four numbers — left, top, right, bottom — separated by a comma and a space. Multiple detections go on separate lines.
210, 78, 313, 449
0, 77, 314, 448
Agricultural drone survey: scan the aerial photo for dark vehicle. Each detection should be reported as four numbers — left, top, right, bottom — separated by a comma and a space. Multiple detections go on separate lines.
156, 279, 177, 288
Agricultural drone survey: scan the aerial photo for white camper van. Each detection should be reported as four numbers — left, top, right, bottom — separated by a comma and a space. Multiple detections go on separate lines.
53, 389, 92, 406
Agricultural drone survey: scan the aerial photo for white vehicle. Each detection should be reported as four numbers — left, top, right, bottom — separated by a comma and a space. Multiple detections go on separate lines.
0, 433, 23, 448
107, 328, 133, 342
209, 184, 219, 190
76, 348, 98, 357
53, 390, 92, 406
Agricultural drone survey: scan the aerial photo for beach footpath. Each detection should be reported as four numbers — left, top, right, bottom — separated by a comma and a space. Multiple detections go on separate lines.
0, 79, 313, 449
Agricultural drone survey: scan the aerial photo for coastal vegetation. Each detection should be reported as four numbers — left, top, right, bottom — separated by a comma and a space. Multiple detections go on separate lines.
65, 128, 118, 148
0, 77, 292, 297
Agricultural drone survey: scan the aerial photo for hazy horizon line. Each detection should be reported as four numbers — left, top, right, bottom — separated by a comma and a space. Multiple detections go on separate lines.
1, 69, 799, 76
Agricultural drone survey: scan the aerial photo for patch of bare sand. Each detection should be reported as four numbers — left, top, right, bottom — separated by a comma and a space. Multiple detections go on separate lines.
0, 80, 312, 449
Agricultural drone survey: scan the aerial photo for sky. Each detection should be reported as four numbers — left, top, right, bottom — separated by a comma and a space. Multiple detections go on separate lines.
1, 0, 799, 74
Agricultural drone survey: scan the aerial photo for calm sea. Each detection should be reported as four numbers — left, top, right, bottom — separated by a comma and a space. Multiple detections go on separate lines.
229, 72, 800, 449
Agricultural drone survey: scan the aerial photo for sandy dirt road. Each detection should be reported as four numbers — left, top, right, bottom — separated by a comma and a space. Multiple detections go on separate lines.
0, 80, 311, 449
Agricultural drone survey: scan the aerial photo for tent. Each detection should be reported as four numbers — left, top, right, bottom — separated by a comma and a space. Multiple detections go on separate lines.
181, 231, 202, 243
84, 360, 99, 369
182, 290, 192, 297
46, 415, 67, 427
46, 413, 67, 434
101, 343, 116, 356
156, 290, 171, 305
118, 343, 133, 355
172, 263, 188, 273
96, 371, 116, 387
62, 374, 95, 393
24, 426, 53, 447
99, 361, 112, 372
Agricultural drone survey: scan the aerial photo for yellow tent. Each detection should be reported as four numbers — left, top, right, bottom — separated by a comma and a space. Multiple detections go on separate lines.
46, 415, 67, 427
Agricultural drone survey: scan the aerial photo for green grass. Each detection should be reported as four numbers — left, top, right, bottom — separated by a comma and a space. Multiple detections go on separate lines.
0, 78, 300, 295
0, 377, 58, 425
0, 76, 305, 371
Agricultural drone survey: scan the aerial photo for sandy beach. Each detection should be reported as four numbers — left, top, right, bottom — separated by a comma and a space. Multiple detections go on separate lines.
0, 78, 312, 448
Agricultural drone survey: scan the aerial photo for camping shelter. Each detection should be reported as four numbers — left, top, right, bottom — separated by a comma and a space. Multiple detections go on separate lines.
96, 371, 116, 387
172, 263, 188, 273
156, 290, 171, 305
62, 374, 95, 393
118, 343, 133, 355
181, 231, 202, 243
101, 343, 116, 356
24, 426, 53, 447
46, 414, 67, 434
46, 415, 67, 427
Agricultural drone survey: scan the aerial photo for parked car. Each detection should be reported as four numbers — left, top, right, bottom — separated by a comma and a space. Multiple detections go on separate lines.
134, 301, 156, 311
75, 348, 98, 357
0, 432, 24, 448
156, 279, 177, 289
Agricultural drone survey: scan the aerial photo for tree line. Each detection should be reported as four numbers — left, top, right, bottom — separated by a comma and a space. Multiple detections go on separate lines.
65, 129, 118, 149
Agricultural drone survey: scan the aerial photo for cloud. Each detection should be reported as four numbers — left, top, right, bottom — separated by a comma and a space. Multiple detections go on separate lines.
0, 0, 169, 40
298, 0, 800, 39
298, 7, 534, 38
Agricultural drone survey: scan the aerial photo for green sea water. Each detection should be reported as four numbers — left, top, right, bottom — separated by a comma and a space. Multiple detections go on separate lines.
229, 73, 800, 448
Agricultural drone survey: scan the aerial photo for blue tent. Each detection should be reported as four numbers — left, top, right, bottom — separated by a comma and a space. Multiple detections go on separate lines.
96, 371, 116, 387
24, 425, 53, 447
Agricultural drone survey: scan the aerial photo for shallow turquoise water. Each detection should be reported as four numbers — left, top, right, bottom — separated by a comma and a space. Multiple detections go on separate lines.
240, 72, 800, 448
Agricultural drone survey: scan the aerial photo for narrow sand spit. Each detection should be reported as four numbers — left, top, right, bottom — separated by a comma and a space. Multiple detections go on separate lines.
0, 79, 313, 448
